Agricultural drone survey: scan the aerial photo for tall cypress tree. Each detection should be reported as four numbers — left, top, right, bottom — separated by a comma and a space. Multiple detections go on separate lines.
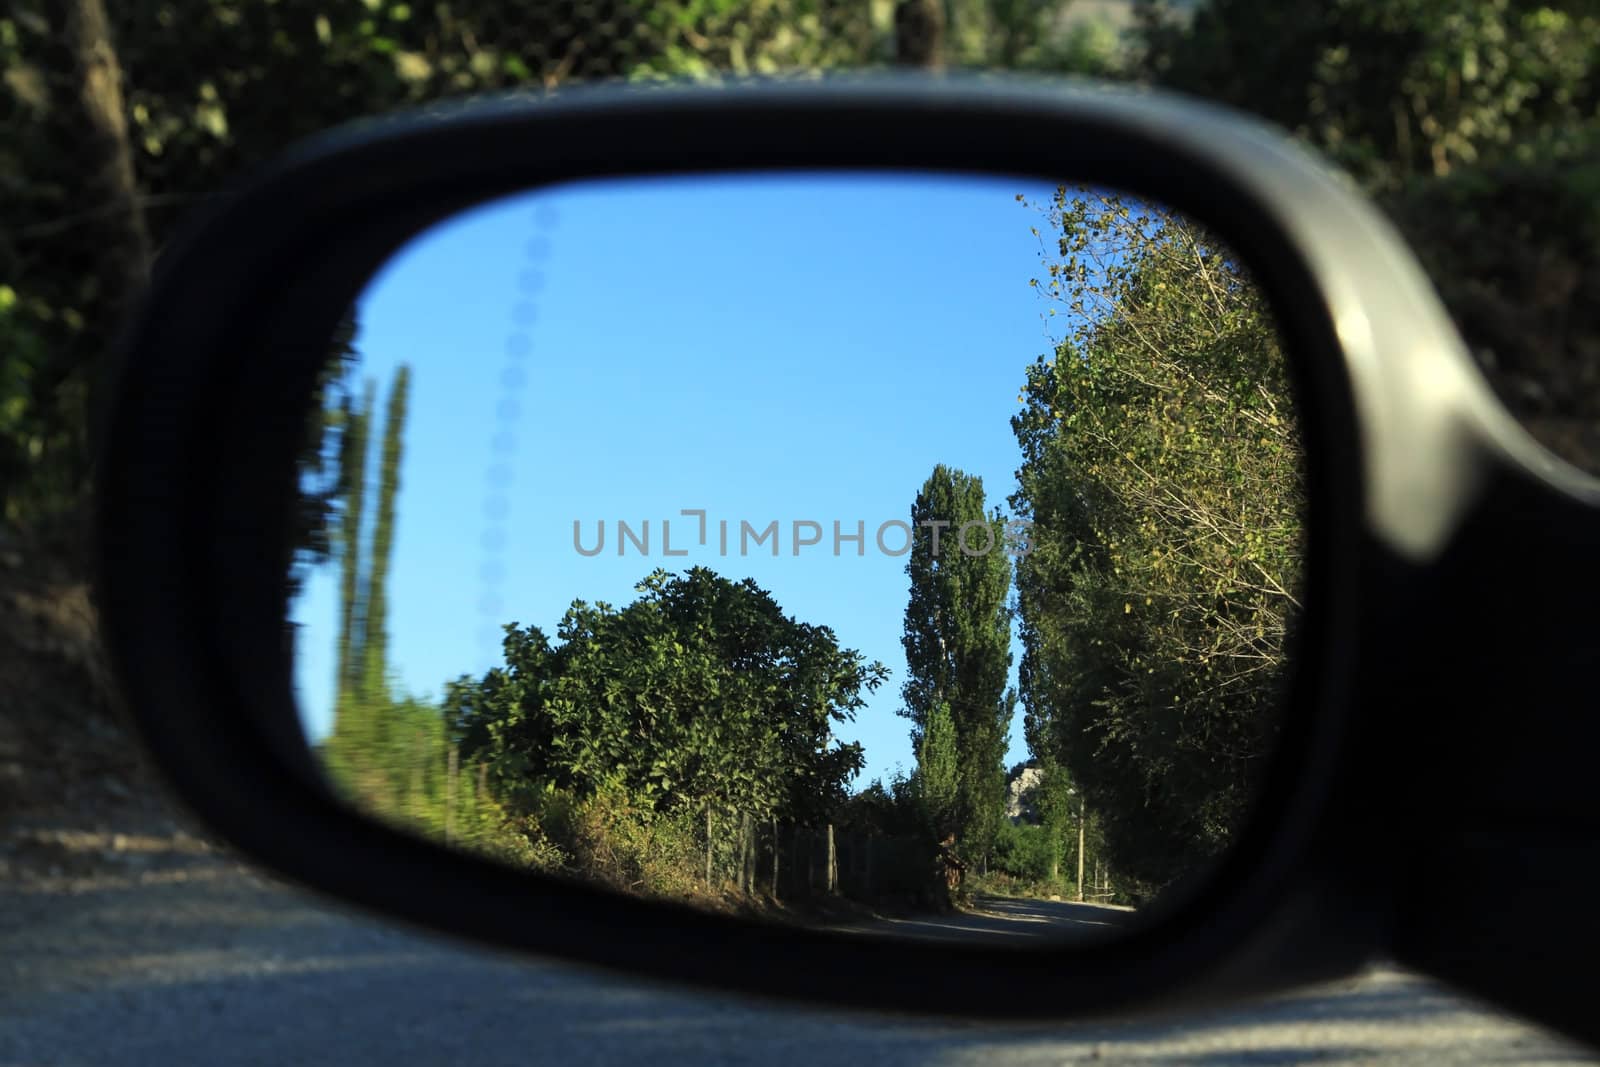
361, 365, 411, 702
899, 464, 1014, 864
332, 380, 374, 734
325, 365, 411, 807
329, 366, 411, 743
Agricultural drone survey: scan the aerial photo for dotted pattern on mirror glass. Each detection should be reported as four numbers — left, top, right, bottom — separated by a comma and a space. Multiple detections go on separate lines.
476, 200, 558, 663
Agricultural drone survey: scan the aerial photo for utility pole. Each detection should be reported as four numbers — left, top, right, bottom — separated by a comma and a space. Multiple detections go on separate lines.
1076, 794, 1087, 903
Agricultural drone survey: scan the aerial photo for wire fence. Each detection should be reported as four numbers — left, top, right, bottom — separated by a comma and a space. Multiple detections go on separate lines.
703, 810, 941, 907
321, 729, 952, 907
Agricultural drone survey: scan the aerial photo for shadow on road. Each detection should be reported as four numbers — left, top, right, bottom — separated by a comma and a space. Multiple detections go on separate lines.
824, 893, 1139, 946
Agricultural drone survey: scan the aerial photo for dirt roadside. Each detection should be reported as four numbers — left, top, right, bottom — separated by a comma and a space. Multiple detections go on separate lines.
0, 545, 225, 883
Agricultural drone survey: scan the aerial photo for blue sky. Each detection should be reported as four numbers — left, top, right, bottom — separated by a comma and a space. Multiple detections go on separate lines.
290, 170, 1076, 789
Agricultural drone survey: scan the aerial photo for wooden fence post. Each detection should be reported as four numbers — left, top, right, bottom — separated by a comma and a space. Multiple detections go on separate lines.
1076, 796, 1087, 903
790, 824, 801, 898
806, 828, 815, 895
738, 811, 752, 894
445, 744, 459, 845
826, 823, 838, 895
705, 803, 714, 888
748, 815, 758, 893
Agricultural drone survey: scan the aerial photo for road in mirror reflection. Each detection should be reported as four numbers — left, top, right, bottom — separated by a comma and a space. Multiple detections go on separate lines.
286, 171, 1306, 947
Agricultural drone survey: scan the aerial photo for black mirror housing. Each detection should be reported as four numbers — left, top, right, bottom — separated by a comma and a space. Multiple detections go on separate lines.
92, 73, 1600, 1039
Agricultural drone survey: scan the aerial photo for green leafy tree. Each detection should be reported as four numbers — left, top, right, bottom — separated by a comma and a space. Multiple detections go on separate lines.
1135, 1, 1600, 191
0, 0, 798, 554
915, 699, 962, 838
468, 567, 885, 830
945, 0, 1129, 73
289, 307, 362, 599
1011, 187, 1305, 894
1028, 758, 1074, 884
899, 464, 1014, 867
1129, 1, 1600, 474
0, 287, 71, 532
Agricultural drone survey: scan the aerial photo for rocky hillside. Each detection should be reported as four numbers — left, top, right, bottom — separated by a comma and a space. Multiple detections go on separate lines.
1004, 761, 1044, 824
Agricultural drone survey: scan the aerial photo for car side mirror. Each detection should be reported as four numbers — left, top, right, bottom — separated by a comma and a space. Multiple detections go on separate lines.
92, 73, 1600, 1038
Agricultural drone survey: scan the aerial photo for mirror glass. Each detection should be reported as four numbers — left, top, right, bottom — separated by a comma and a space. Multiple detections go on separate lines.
286, 171, 1306, 946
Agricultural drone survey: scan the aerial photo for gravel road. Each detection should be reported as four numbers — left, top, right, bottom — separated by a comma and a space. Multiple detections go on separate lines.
2, 837, 1595, 1067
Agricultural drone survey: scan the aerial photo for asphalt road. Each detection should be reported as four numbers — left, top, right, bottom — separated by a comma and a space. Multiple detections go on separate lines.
826, 894, 1136, 945
2, 846, 1595, 1066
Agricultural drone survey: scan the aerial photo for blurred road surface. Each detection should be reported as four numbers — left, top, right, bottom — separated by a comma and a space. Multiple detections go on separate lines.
2, 845, 1593, 1067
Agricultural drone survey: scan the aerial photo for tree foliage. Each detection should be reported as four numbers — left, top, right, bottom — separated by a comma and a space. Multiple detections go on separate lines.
1011, 187, 1306, 893
1132, 0, 1600, 474
1026, 756, 1075, 879
289, 307, 363, 599
1136, 0, 1600, 190
2, 0, 1130, 554
462, 567, 887, 829
915, 699, 962, 838
899, 464, 1014, 865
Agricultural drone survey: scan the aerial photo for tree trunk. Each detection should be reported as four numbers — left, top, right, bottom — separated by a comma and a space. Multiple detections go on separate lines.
791, 825, 802, 898
893, 0, 945, 70
49, 0, 152, 460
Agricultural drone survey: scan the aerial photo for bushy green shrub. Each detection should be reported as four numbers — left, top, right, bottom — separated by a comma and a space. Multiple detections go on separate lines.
968, 868, 1070, 901
990, 821, 1059, 883
520, 780, 705, 900
468, 799, 568, 874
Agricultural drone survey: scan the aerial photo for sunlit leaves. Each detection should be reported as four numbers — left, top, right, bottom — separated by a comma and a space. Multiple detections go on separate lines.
461, 567, 884, 829
1011, 188, 1305, 893
1139, 0, 1600, 190
898, 465, 1015, 860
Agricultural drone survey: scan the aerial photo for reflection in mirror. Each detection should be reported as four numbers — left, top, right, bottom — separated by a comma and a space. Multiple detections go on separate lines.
287, 172, 1305, 947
